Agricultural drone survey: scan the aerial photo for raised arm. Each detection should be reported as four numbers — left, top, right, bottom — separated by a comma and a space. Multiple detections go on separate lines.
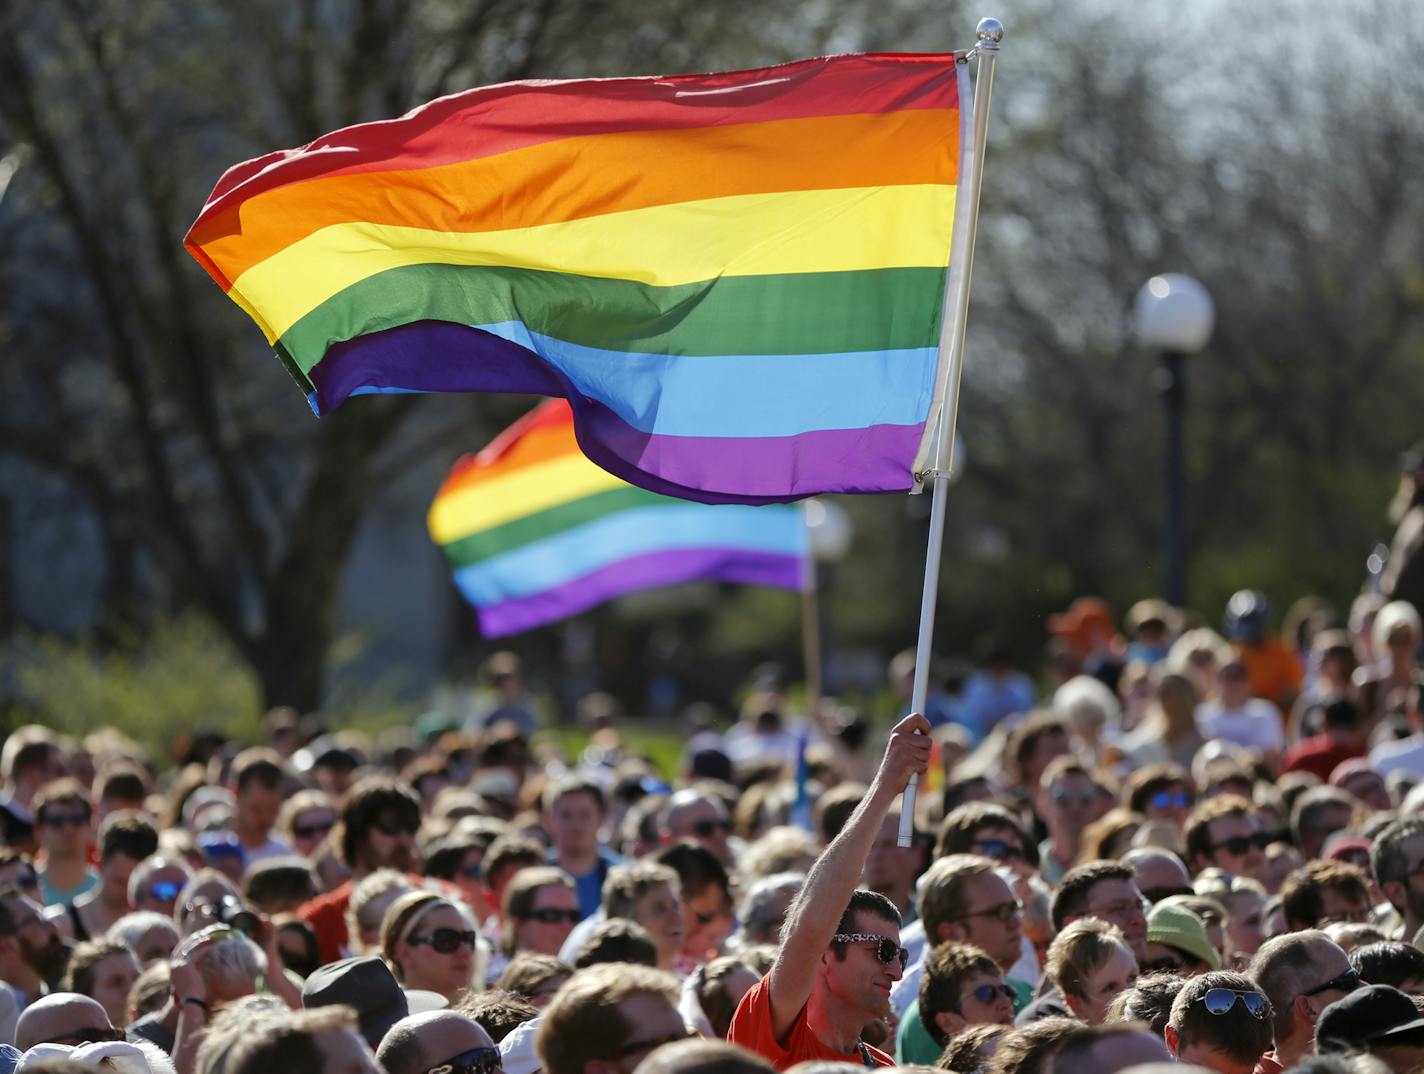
767, 711, 930, 1040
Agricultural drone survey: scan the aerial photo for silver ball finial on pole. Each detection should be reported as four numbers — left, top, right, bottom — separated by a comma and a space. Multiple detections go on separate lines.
976, 17, 1004, 48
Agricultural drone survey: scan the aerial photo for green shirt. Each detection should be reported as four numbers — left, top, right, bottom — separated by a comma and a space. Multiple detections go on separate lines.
895, 977, 1034, 1064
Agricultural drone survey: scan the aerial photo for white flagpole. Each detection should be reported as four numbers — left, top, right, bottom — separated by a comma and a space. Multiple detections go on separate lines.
898, 17, 1003, 847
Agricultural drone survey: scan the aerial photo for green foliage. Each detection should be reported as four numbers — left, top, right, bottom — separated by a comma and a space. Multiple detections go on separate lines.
6, 613, 263, 762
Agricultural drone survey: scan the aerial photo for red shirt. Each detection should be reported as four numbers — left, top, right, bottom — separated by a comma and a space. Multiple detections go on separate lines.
727, 974, 893, 1071
298, 878, 354, 966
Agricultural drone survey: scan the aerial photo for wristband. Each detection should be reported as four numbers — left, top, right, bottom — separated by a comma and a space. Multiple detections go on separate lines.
181, 996, 210, 1013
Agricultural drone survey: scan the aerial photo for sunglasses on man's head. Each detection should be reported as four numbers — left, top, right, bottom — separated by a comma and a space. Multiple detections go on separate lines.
525, 908, 580, 925
1210, 832, 1271, 856
832, 932, 909, 967
1196, 988, 1267, 1018
427, 1045, 503, 1074
966, 983, 1017, 1005
407, 927, 479, 955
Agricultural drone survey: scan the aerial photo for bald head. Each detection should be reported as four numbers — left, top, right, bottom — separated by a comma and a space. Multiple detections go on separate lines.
16, 991, 113, 1050
1125, 848, 1191, 900
376, 1011, 494, 1074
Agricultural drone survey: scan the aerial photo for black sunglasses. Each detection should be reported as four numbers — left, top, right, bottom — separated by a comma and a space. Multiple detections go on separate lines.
1197, 988, 1267, 1018
1210, 833, 1271, 856
1302, 967, 1360, 997
967, 983, 1017, 1004
951, 901, 1022, 925
293, 818, 335, 840
1141, 885, 1194, 903
832, 932, 910, 967
427, 1045, 502, 1074
525, 908, 581, 925
408, 927, 478, 955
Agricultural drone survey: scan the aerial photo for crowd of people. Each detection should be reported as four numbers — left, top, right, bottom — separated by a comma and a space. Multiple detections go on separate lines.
0, 582, 1422, 1074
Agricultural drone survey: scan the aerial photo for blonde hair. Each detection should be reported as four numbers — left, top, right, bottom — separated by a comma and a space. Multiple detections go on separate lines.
1045, 918, 1130, 1002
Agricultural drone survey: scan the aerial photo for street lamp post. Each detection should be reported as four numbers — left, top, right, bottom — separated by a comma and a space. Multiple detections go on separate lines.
1133, 273, 1215, 607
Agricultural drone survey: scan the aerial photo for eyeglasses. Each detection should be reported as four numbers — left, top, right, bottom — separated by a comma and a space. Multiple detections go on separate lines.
149, 881, 182, 903
1302, 967, 1360, 997
973, 839, 1025, 863
39, 812, 88, 828
832, 933, 910, 967
525, 908, 581, 925
407, 927, 479, 954
48, 1027, 125, 1045
966, 983, 1017, 1005
606, 1029, 696, 1061
1051, 790, 1096, 809
952, 901, 1023, 926
1196, 988, 1268, 1018
689, 818, 732, 838
460, 863, 484, 881
292, 818, 335, 840
427, 1045, 503, 1074
1149, 790, 1192, 810
1209, 833, 1271, 856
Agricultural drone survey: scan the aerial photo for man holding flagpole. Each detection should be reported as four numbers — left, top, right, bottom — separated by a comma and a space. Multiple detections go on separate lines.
727, 712, 931, 1070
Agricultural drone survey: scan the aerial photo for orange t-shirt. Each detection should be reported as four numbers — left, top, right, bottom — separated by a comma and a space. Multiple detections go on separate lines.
1238, 639, 1303, 708
727, 974, 892, 1071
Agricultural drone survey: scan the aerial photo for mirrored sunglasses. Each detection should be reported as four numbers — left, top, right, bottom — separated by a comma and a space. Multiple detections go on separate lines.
968, 983, 1017, 1005
1197, 988, 1267, 1018
526, 908, 581, 925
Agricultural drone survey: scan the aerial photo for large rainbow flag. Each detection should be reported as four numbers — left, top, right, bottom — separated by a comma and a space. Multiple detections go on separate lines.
185, 53, 963, 504
431, 399, 808, 636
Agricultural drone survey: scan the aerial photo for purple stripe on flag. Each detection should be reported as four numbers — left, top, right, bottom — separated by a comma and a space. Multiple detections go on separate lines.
309, 320, 920, 504
474, 546, 805, 637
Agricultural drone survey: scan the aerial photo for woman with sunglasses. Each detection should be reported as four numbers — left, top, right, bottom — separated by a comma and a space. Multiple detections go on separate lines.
1045, 919, 1138, 1025
276, 790, 339, 861
382, 890, 481, 1001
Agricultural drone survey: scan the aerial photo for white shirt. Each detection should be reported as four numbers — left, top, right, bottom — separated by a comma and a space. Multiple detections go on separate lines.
1372, 734, 1424, 779
1196, 698, 1284, 752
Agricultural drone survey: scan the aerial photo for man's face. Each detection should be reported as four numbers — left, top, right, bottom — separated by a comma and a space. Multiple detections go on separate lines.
514, 883, 580, 956
668, 799, 731, 863
1082, 878, 1149, 960
865, 813, 921, 895
100, 852, 139, 907
1133, 855, 1192, 904
1295, 942, 1358, 1026
9, 897, 68, 983
36, 803, 91, 857
1300, 806, 1353, 862
362, 812, 418, 873
237, 782, 283, 836
1225, 892, 1265, 960
1203, 813, 1266, 882
943, 969, 1015, 1037
1043, 773, 1097, 841
134, 863, 189, 918
968, 825, 1030, 876
1318, 883, 1372, 926
316, 1027, 384, 1074
948, 872, 1022, 971
602, 990, 688, 1074
822, 911, 904, 1022
546, 792, 603, 856
632, 882, 685, 964
1342, 771, 1391, 813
